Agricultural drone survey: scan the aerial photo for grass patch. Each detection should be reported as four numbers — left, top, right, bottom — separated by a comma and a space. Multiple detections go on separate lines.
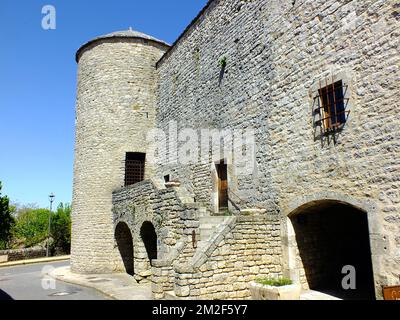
255, 277, 293, 287
219, 56, 227, 68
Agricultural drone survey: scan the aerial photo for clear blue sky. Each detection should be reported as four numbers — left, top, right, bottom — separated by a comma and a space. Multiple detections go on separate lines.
0, 0, 207, 208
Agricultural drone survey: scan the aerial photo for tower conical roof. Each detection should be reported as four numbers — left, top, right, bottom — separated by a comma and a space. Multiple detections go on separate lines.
76, 28, 170, 62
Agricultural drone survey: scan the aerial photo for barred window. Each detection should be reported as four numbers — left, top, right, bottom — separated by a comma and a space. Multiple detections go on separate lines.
125, 152, 145, 186
315, 79, 350, 132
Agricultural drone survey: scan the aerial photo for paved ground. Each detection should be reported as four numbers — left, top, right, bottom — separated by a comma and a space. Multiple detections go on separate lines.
0, 260, 343, 301
52, 265, 152, 300
300, 290, 341, 300
0, 261, 111, 300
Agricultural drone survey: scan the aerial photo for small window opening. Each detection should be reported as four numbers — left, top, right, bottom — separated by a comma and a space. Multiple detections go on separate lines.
125, 152, 145, 186
317, 80, 348, 131
164, 175, 170, 183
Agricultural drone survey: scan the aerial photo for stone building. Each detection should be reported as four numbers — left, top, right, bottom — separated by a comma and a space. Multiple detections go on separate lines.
71, 0, 400, 300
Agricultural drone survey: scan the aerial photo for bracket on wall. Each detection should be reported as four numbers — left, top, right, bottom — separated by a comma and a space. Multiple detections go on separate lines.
192, 230, 197, 249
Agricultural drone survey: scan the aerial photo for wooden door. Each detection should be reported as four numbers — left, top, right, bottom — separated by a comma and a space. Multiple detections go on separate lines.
217, 161, 228, 210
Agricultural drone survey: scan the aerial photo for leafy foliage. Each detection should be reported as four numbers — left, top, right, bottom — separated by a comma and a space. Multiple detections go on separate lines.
255, 277, 293, 287
0, 182, 15, 249
12, 208, 50, 247
219, 56, 227, 68
51, 203, 71, 254
11, 202, 71, 253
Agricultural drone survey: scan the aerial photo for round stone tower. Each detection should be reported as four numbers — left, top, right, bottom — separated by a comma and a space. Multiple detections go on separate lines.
72, 29, 169, 273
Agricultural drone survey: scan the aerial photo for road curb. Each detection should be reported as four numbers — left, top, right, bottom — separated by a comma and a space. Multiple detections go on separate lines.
0, 255, 70, 268
50, 266, 153, 300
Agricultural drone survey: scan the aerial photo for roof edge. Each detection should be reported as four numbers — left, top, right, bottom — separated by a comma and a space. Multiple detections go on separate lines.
156, 0, 218, 68
76, 34, 170, 63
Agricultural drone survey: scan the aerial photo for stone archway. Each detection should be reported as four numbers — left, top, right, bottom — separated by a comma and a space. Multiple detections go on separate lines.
115, 222, 134, 276
140, 221, 157, 265
288, 200, 376, 300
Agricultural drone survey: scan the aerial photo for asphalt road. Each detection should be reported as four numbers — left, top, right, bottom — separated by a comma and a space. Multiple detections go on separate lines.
0, 261, 110, 300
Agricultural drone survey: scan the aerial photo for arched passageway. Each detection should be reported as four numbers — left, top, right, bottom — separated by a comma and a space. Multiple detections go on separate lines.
115, 222, 134, 276
290, 201, 375, 300
140, 221, 157, 266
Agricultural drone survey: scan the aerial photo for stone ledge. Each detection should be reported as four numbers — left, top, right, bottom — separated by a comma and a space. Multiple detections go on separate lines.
165, 181, 181, 188
187, 216, 237, 270
240, 208, 267, 216
153, 238, 187, 267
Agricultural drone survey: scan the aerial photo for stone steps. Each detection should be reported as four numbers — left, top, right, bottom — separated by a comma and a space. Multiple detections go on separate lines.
199, 216, 225, 224
198, 215, 228, 241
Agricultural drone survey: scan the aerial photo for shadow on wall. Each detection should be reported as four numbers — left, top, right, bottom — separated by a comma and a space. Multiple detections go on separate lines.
140, 221, 157, 266
115, 222, 134, 276
290, 201, 375, 300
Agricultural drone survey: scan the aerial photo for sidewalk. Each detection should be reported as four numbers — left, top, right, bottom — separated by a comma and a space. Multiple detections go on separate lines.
0, 255, 70, 268
50, 266, 152, 300
300, 290, 341, 300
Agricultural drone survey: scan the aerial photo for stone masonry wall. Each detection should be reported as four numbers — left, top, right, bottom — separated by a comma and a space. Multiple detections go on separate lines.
172, 215, 282, 300
0, 247, 47, 263
71, 38, 168, 274
156, 0, 400, 296
112, 180, 201, 282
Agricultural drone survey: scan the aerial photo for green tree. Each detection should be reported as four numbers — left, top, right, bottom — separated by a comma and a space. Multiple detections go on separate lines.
12, 208, 50, 247
10, 202, 72, 253
0, 182, 15, 249
51, 203, 71, 254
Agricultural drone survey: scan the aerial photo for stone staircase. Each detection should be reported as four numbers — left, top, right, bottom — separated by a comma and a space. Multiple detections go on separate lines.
152, 181, 237, 299
171, 182, 229, 244
198, 215, 227, 241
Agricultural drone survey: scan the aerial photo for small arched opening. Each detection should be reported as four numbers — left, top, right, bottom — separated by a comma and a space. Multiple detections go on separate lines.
289, 200, 375, 300
140, 221, 157, 266
115, 222, 134, 276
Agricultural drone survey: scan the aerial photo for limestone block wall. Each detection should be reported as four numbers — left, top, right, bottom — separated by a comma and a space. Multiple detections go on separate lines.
161, 215, 282, 300
0, 247, 47, 263
71, 38, 168, 273
156, 0, 400, 296
112, 180, 202, 282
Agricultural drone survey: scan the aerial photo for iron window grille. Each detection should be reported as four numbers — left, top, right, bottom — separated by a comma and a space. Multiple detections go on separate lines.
314, 78, 350, 133
124, 153, 145, 186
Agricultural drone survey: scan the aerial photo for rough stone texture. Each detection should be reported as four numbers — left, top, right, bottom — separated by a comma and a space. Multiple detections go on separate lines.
112, 180, 201, 282
71, 36, 169, 274
249, 282, 302, 300
72, 0, 400, 300
155, 0, 400, 298
171, 215, 282, 300
0, 247, 46, 262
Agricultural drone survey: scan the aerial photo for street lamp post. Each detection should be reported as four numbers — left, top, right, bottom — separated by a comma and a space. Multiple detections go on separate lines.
47, 193, 55, 257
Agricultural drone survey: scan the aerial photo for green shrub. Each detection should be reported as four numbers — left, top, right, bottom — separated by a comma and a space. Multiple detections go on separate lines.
219, 56, 227, 68
12, 208, 50, 247
0, 182, 15, 249
51, 203, 71, 254
11, 202, 71, 253
255, 277, 293, 287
